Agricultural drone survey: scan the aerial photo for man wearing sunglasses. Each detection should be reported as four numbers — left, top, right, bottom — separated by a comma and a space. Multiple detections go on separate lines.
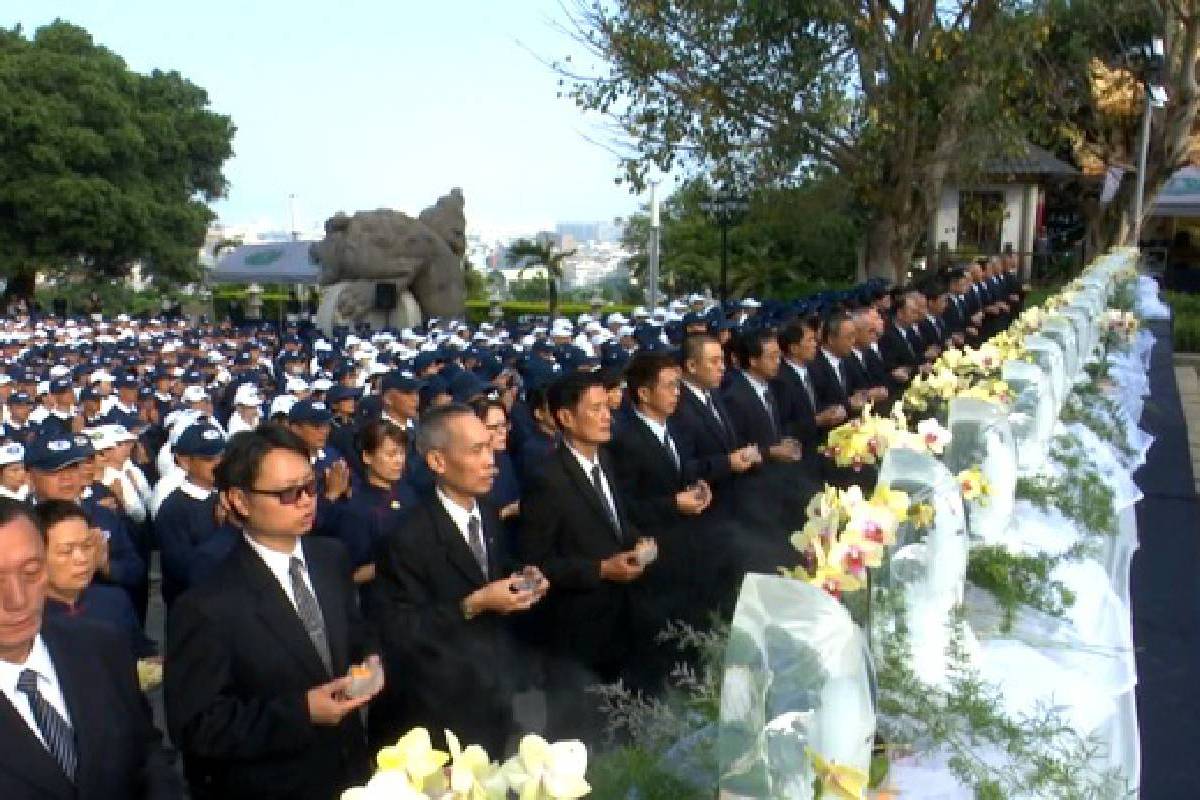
165, 423, 381, 800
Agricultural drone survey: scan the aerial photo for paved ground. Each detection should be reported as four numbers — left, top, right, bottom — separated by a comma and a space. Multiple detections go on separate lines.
1176, 355, 1200, 496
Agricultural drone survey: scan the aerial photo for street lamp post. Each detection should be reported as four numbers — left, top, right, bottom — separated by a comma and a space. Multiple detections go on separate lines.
647, 181, 661, 310
699, 191, 749, 305
1132, 37, 1167, 247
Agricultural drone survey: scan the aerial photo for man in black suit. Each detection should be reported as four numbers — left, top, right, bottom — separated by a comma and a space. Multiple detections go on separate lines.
606, 352, 712, 680
939, 268, 972, 349
722, 329, 812, 561
776, 318, 844, 454
518, 371, 647, 745
369, 404, 547, 753
0, 499, 181, 800
879, 290, 927, 380
848, 308, 903, 404
807, 313, 871, 420
166, 424, 381, 800
916, 284, 950, 357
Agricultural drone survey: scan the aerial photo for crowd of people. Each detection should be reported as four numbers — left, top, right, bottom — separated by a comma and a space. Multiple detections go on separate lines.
0, 253, 1023, 799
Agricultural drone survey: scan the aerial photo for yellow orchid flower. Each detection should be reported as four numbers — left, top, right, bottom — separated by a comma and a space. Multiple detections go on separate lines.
956, 468, 990, 503
341, 770, 428, 800
444, 730, 506, 800
377, 727, 450, 789
500, 735, 591, 800
807, 747, 868, 800
805, 537, 865, 597
869, 485, 910, 522
910, 502, 935, 529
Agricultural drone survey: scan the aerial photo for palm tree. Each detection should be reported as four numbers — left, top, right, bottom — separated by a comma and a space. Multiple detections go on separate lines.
507, 238, 576, 319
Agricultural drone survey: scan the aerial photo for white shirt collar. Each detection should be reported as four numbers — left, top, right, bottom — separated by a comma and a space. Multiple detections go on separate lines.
682, 379, 710, 405
565, 440, 601, 473
0, 634, 72, 744
435, 486, 480, 546
784, 358, 807, 379
633, 408, 668, 442
244, 533, 305, 587
179, 479, 212, 501
740, 369, 768, 396
821, 348, 842, 370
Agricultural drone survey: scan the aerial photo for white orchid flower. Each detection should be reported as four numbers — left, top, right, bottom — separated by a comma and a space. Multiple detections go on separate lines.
501, 734, 591, 800
915, 417, 951, 454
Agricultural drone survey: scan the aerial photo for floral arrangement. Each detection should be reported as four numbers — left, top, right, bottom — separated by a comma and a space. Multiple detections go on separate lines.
956, 467, 991, 503
1101, 309, 1139, 341
822, 406, 951, 469
781, 484, 911, 598
341, 727, 590, 800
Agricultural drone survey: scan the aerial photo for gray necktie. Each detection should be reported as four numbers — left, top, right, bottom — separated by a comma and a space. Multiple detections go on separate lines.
467, 515, 488, 578
16, 669, 76, 782
663, 430, 680, 472
288, 557, 332, 674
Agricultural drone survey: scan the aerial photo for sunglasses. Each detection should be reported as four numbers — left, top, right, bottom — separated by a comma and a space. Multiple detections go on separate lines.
246, 478, 318, 505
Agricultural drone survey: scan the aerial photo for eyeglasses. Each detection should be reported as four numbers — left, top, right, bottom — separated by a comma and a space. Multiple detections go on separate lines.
246, 478, 318, 505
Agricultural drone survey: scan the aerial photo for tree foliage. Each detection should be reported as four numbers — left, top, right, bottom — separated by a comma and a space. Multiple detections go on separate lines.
0, 20, 235, 286
507, 238, 577, 318
555, 0, 1052, 279
622, 175, 859, 300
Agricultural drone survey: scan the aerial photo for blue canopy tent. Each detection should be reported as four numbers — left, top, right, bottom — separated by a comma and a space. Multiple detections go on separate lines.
208, 241, 323, 284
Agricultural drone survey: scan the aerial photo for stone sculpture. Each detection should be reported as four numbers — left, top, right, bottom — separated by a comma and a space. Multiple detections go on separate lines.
312, 188, 467, 331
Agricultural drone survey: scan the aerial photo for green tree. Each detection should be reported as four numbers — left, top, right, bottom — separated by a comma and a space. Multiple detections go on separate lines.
622, 175, 858, 301
556, 0, 1051, 280
0, 20, 235, 294
507, 238, 577, 318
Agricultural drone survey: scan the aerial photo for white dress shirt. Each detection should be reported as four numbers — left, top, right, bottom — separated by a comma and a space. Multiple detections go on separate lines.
740, 369, 775, 420
565, 442, 620, 523
436, 487, 484, 554
243, 534, 315, 612
634, 409, 679, 467
0, 635, 73, 749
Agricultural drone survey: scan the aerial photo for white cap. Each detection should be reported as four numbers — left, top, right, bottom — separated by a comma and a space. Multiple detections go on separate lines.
311, 377, 333, 392
269, 395, 298, 418
285, 376, 308, 394
607, 313, 628, 325
181, 385, 208, 404
89, 370, 115, 384
49, 365, 71, 378
233, 384, 262, 407
741, 297, 762, 308
0, 442, 23, 466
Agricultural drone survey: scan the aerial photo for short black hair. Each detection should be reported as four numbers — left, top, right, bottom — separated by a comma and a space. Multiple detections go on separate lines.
547, 371, 607, 426
32, 499, 88, 538
730, 329, 777, 369
0, 498, 41, 541
624, 351, 679, 402
356, 418, 408, 456
215, 423, 310, 492
778, 316, 819, 351
679, 333, 720, 369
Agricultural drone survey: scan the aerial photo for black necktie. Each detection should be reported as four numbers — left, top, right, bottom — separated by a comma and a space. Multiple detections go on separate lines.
16, 669, 76, 782
836, 359, 849, 392
663, 430, 680, 472
590, 464, 622, 538
466, 515, 488, 578
763, 386, 780, 438
799, 369, 816, 408
705, 392, 727, 434
288, 557, 332, 674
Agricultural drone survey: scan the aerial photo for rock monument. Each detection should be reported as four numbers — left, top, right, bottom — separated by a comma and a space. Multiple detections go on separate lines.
312, 188, 467, 332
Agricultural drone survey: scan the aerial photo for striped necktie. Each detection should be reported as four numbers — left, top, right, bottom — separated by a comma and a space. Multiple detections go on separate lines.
289, 557, 333, 674
16, 669, 76, 782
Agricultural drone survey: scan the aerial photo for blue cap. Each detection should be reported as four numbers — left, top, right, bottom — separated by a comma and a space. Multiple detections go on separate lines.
175, 423, 227, 457
288, 399, 333, 425
327, 385, 362, 404
380, 371, 424, 392
25, 435, 88, 471
116, 374, 140, 390
7, 391, 32, 405
413, 351, 443, 372
49, 377, 74, 395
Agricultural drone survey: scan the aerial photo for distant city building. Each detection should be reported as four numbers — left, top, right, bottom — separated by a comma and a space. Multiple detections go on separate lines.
554, 219, 627, 246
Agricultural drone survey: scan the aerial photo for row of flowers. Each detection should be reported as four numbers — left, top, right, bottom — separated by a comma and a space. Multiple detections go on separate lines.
342, 727, 590, 800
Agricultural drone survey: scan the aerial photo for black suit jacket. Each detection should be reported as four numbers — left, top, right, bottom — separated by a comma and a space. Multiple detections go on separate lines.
0, 616, 180, 800
721, 370, 782, 451
671, 384, 737, 489
165, 538, 374, 800
808, 350, 858, 414
518, 445, 639, 666
917, 316, 947, 350
879, 324, 921, 374
368, 496, 514, 752
773, 361, 821, 450
605, 413, 689, 533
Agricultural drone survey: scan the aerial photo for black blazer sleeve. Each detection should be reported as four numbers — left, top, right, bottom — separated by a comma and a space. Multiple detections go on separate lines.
518, 468, 605, 592
165, 593, 316, 761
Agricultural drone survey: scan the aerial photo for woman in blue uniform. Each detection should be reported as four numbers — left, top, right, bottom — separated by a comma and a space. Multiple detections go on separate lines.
335, 419, 415, 585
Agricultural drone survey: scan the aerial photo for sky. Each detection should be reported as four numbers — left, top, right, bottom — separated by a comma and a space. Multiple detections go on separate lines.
4, 0, 648, 239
